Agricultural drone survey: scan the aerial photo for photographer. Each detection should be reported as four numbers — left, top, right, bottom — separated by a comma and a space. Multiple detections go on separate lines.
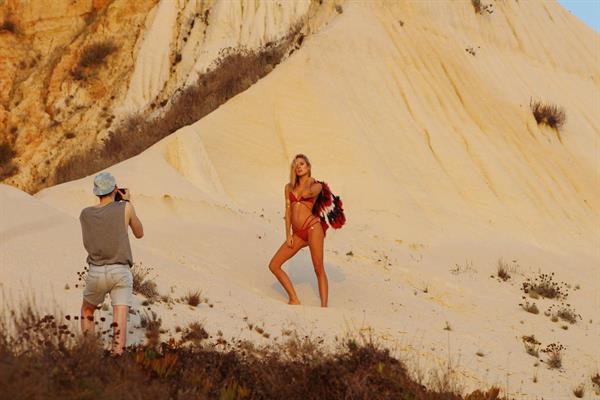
79, 172, 143, 355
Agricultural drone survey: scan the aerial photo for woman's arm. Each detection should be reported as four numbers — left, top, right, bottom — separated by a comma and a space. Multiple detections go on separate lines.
284, 184, 292, 245
309, 180, 323, 197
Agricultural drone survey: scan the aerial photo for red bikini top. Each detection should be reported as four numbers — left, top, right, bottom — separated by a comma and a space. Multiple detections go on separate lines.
289, 191, 316, 205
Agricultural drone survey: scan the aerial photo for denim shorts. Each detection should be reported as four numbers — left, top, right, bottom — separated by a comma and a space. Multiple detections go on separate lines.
83, 264, 133, 307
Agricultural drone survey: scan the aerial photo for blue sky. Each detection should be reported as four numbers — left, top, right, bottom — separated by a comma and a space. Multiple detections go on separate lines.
557, 0, 600, 33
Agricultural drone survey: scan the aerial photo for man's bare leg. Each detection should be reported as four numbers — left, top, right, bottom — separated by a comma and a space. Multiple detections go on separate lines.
81, 300, 96, 334
112, 305, 128, 355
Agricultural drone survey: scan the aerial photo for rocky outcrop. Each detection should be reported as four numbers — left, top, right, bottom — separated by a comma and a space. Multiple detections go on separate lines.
0, 0, 340, 193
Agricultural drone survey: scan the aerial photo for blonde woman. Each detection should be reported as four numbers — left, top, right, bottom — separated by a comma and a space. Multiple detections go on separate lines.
268, 154, 330, 307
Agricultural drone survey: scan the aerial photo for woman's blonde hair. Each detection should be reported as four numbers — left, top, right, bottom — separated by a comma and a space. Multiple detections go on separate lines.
289, 154, 311, 188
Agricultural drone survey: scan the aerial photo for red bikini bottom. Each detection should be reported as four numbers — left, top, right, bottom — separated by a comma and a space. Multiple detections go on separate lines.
292, 215, 328, 241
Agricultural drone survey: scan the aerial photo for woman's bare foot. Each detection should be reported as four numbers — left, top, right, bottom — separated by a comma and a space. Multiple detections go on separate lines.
288, 298, 301, 305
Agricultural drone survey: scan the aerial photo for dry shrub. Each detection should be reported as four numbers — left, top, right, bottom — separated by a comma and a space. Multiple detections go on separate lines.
592, 373, 600, 389
573, 384, 584, 398
522, 272, 568, 300
0, 142, 18, 180
471, 0, 482, 13
496, 258, 511, 281
0, 20, 17, 33
530, 99, 566, 129
181, 290, 204, 307
547, 303, 581, 324
519, 299, 539, 315
79, 41, 118, 68
139, 310, 163, 347
180, 322, 209, 345
54, 26, 302, 186
541, 343, 565, 369
131, 263, 159, 301
521, 335, 540, 358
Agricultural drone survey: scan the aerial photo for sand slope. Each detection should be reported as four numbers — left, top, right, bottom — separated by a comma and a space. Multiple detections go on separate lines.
2, 0, 599, 398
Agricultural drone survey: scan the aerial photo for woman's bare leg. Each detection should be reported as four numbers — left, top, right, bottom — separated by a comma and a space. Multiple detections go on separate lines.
308, 225, 328, 307
269, 236, 307, 304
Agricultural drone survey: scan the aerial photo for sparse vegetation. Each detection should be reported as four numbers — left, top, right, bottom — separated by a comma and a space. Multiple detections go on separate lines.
541, 342, 565, 369
519, 299, 539, 315
79, 41, 118, 68
496, 258, 512, 281
131, 263, 160, 301
71, 40, 118, 80
521, 335, 540, 357
592, 373, 600, 389
0, 20, 17, 33
180, 290, 204, 307
0, 142, 18, 180
547, 303, 581, 324
335, 4, 343, 14
0, 301, 504, 400
522, 272, 569, 300
530, 99, 566, 129
573, 384, 584, 398
471, 0, 493, 14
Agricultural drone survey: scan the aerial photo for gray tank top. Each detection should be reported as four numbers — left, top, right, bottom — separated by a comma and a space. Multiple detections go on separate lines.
79, 201, 133, 266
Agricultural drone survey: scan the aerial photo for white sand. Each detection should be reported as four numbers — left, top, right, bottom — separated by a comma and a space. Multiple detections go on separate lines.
2, 0, 599, 398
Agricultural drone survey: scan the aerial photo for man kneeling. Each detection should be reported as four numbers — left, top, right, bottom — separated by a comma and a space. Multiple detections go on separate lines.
79, 172, 144, 354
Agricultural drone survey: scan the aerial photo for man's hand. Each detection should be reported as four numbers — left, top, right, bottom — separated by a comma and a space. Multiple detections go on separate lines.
118, 188, 131, 202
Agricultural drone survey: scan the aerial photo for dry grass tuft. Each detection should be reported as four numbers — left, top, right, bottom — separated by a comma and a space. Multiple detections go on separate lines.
181, 290, 204, 307
573, 384, 584, 398
0, 19, 17, 33
521, 335, 541, 358
541, 343, 565, 369
79, 41, 118, 68
519, 299, 539, 315
530, 99, 566, 129
0, 142, 18, 180
496, 258, 511, 281
131, 263, 159, 301
522, 272, 569, 300
0, 20, 17, 33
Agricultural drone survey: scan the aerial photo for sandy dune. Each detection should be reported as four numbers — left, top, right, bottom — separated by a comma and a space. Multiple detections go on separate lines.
2, 0, 599, 398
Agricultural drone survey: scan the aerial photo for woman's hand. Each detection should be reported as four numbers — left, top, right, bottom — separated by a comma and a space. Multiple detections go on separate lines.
286, 235, 294, 248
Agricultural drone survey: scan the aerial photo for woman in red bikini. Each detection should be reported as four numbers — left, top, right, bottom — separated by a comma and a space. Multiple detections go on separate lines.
268, 154, 330, 307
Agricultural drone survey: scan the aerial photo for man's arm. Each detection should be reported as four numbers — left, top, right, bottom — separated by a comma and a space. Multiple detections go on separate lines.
125, 202, 144, 238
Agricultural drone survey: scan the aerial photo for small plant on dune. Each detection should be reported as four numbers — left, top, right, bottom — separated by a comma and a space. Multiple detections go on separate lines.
180, 290, 205, 307
521, 335, 541, 358
180, 321, 209, 345
496, 258, 512, 281
530, 99, 566, 129
522, 271, 569, 300
138, 310, 163, 346
541, 342, 565, 369
471, 0, 493, 14
547, 303, 581, 324
132, 263, 160, 301
519, 298, 539, 315
592, 373, 600, 390
573, 384, 585, 398
335, 4, 343, 14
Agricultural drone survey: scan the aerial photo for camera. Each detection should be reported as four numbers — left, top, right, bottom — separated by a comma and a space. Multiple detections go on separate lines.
114, 188, 127, 202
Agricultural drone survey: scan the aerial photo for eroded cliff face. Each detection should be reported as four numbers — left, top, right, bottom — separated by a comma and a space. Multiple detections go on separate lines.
0, 0, 339, 193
